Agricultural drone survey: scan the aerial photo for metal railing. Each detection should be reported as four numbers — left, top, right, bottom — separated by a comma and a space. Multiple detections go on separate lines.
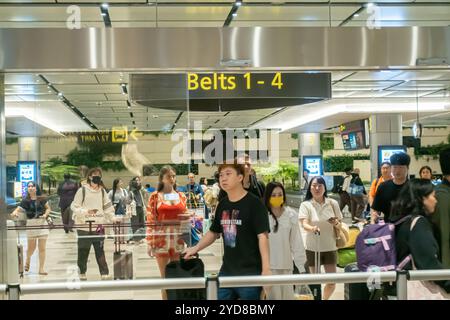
2, 269, 450, 300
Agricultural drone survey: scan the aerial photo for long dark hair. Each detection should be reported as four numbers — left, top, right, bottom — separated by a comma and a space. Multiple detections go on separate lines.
263, 182, 286, 233
391, 179, 434, 218
305, 176, 328, 201
25, 181, 42, 199
112, 178, 121, 202
157, 166, 177, 192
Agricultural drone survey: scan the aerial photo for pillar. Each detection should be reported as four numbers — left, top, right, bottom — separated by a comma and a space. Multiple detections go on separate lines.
298, 133, 321, 191
369, 114, 402, 181
0, 73, 7, 298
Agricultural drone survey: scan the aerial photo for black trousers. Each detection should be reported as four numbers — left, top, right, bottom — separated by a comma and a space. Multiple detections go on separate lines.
339, 192, 351, 211
77, 230, 109, 275
131, 206, 145, 241
350, 194, 366, 220
61, 207, 74, 232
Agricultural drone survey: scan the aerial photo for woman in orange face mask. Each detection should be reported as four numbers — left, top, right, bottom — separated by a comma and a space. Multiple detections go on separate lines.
264, 182, 307, 300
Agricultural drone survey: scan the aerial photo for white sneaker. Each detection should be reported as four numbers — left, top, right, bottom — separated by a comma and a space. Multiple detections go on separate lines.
101, 274, 112, 280
79, 274, 87, 281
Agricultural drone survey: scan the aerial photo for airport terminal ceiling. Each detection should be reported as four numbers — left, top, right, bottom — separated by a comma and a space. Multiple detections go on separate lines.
3, 70, 450, 136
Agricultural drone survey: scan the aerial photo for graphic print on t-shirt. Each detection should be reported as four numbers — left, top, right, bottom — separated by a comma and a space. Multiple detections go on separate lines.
221, 209, 242, 248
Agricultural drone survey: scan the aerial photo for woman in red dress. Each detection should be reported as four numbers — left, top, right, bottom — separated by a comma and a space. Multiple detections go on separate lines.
146, 165, 191, 299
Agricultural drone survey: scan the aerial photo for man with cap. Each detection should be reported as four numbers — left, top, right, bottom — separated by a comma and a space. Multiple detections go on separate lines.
371, 152, 411, 223
432, 147, 450, 268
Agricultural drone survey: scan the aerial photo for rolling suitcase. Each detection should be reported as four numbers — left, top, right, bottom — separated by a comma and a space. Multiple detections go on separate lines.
113, 222, 133, 280
165, 255, 206, 300
297, 232, 322, 300
309, 231, 322, 300
344, 262, 371, 300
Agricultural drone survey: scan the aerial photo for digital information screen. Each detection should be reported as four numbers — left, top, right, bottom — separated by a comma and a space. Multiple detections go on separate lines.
302, 155, 324, 177
378, 145, 407, 176
17, 161, 37, 197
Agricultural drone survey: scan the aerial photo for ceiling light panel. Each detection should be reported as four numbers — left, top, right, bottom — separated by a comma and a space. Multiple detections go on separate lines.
158, 6, 230, 21
53, 84, 123, 94
390, 71, 450, 81
63, 94, 108, 101
5, 74, 43, 85
345, 71, 404, 81
43, 74, 99, 84
108, 6, 156, 22
0, 6, 103, 22
233, 5, 359, 22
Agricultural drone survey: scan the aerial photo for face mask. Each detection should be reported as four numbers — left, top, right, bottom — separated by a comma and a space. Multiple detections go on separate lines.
92, 176, 102, 185
269, 196, 284, 208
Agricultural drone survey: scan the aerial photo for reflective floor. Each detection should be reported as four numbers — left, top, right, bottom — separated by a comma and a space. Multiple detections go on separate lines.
17, 215, 349, 300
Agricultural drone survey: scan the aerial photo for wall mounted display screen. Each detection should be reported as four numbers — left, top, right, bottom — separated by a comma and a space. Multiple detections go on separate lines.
302, 155, 323, 176
17, 161, 37, 197
378, 145, 407, 176
339, 119, 369, 150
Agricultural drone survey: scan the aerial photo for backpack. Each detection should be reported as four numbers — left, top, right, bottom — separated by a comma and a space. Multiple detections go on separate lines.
355, 216, 410, 272
349, 182, 365, 195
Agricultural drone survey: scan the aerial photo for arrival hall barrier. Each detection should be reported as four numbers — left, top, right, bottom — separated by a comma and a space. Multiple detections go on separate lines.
2, 270, 450, 300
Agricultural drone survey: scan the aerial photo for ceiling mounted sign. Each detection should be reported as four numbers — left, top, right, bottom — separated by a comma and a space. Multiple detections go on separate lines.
130, 72, 331, 111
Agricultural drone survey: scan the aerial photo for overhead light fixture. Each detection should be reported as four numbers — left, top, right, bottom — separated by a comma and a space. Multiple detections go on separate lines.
101, 13, 107, 16
58, 92, 63, 97
232, 13, 238, 17
235, 1, 242, 7
354, 14, 360, 17
366, 3, 374, 8
101, 3, 109, 9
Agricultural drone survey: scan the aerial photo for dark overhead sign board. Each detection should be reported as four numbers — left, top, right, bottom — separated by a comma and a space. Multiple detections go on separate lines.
130, 72, 331, 112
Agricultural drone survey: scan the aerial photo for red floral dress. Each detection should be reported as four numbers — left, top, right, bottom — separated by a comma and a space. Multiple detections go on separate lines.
146, 191, 188, 258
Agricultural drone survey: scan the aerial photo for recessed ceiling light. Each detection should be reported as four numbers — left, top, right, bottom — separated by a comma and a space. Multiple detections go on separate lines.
101, 3, 109, 9
354, 14, 360, 17
101, 13, 107, 16
232, 13, 238, 17
366, 3, 374, 8
235, 0, 242, 7
58, 92, 63, 96
82, 117, 86, 119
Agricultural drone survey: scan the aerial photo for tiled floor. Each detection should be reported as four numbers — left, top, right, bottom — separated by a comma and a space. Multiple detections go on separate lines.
17, 215, 348, 300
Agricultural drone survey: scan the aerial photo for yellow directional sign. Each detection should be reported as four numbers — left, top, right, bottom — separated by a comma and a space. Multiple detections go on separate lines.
130, 128, 143, 141
112, 126, 128, 143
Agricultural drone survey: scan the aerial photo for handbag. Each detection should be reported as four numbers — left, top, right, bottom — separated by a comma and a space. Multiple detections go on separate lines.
405, 216, 450, 300
331, 203, 349, 249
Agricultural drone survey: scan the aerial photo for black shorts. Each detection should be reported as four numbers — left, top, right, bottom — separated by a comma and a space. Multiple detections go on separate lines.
306, 250, 337, 267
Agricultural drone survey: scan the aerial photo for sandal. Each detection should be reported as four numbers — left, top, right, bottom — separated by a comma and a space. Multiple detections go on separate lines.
39, 271, 48, 276
24, 262, 30, 272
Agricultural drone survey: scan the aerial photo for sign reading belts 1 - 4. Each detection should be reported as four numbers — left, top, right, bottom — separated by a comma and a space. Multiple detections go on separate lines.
187, 72, 284, 91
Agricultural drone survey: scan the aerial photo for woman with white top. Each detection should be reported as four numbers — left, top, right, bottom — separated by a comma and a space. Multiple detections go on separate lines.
108, 178, 131, 241
299, 176, 343, 300
264, 182, 307, 300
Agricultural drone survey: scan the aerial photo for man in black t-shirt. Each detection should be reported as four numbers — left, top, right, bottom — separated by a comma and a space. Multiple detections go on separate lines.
183, 161, 271, 300
371, 152, 410, 223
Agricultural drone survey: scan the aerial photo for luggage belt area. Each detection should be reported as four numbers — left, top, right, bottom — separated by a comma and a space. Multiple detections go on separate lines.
3, 269, 450, 300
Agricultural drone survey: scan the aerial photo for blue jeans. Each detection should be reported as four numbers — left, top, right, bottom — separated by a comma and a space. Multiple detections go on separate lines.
218, 273, 262, 300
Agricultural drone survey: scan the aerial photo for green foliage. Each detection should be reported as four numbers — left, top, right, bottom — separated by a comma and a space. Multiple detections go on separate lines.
66, 148, 103, 168
323, 154, 370, 172
291, 133, 298, 139
6, 137, 18, 145
291, 149, 299, 158
414, 143, 450, 157
255, 161, 298, 188
320, 133, 334, 151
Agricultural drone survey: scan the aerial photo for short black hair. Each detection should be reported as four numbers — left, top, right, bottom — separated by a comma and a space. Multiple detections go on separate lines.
390, 152, 411, 166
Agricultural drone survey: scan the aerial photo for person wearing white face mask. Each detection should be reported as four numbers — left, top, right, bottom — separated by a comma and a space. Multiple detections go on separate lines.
264, 181, 306, 300
71, 167, 117, 281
